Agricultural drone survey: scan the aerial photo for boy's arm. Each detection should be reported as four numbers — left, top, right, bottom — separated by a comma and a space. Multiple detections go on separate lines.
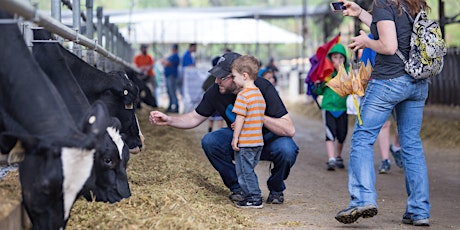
231, 115, 245, 151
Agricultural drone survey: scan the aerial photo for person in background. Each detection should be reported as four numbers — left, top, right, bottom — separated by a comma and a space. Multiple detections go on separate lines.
134, 44, 156, 97
360, 34, 403, 174
313, 43, 349, 171
260, 69, 276, 87
230, 55, 266, 208
149, 52, 298, 205
335, 0, 431, 226
162, 44, 180, 113
202, 56, 225, 132
178, 43, 197, 96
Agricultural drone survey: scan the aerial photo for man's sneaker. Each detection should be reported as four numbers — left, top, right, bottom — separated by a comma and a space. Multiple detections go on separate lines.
228, 191, 244, 202
235, 199, 263, 209
327, 159, 336, 171
266, 193, 284, 204
402, 215, 430, 226
390, 144, 403, 168
336, 156, 345, 169
335, 204, 378, 224
378, 159, 391, 174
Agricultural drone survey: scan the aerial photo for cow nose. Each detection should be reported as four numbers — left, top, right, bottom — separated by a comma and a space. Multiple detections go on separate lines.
124, 103, 133, 109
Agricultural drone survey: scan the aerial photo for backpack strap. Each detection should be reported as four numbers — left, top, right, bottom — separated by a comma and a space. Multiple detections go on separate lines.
395, 4, 419, 63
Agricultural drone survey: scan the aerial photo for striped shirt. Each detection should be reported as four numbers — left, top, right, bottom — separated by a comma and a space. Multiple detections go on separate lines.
232, 87, 266, 147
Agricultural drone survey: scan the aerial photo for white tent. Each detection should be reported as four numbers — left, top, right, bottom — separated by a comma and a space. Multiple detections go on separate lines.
119, 18, 302, 44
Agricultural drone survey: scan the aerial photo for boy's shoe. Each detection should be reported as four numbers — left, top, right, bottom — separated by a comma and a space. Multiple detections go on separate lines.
266, 192, 284, 204
390, 144, 403, 168
335, 204, 378, 224
378, 159, 391, 174
327, 159, 336, 171
336, 156, 345, 169
402, 216, 430, 226
236, 199, 263, 209
228, 191, 244, 202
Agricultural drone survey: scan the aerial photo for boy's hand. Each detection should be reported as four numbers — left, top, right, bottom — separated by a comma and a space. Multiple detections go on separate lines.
231, 138, 239, 151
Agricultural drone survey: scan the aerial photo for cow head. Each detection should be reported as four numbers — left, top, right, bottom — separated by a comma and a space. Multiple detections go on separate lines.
80, 117, 131, 203
17, 102, 109, 230
104, 71, 144, 153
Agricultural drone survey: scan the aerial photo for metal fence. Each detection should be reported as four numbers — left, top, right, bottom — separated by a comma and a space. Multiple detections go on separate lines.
427, 48, 460, 106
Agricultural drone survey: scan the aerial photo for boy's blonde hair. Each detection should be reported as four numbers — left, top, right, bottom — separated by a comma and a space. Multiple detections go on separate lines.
231, 55, 260, 81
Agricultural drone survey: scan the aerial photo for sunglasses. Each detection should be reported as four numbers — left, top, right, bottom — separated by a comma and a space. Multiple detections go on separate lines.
220, 74, 233, 81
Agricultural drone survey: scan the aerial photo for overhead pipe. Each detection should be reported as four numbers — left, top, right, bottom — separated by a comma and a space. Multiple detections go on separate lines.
0, 0, 139, 72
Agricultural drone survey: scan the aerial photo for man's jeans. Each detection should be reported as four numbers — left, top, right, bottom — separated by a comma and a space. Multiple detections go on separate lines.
348, 74, 430, 220
235, 146, 262, 200
201, 128, 298, 194
165, 75, 178, 110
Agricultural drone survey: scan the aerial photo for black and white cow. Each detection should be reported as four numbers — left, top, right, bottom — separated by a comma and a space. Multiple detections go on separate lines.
124, 69, 158, 109
0, 10, 110, 230
54, 45, 144, 153
32, 29, 131, 203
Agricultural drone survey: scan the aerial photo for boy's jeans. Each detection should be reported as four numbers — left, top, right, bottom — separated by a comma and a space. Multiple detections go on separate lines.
348, 74, 430, 220
201, 128, 298, 195
235, 146, 262, 200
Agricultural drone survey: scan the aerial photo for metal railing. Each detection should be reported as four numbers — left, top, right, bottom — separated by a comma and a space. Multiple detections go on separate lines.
0, 0, 138, 73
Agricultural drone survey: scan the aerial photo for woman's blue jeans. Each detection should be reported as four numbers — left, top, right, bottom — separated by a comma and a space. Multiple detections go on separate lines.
201, 128, 298, 195
348, 74, 430, 221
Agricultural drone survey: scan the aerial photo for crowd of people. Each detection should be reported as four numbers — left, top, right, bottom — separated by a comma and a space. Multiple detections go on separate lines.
137, 0, 432, 226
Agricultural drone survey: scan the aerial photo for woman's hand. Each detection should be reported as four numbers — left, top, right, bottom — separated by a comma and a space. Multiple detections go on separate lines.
349, 30, 369, 51
342, 0, 363, 17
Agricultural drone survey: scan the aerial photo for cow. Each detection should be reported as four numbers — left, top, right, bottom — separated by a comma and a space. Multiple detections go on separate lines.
54, 44, 144, 153
124, 69, 158, 109
32, 28, 131, 203
0, 10, 110, 229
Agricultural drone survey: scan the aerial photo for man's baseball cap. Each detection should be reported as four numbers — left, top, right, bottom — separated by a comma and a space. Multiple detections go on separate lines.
208, 52, 241, 78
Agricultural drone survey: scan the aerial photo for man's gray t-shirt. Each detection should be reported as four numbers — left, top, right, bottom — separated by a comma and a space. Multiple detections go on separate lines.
370, 0, 412, 80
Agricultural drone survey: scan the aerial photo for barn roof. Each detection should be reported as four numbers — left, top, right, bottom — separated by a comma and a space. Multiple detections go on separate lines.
62, 5, 329, 44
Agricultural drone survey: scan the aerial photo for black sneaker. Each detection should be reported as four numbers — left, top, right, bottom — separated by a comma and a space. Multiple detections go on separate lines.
266, 192, 284, 204
336, 156, 344, 169
390, 144, 403, 168
402, 215, 430, 226
228, 191, 244, 202
335, 204, 378, 224
235, 199, 263, 209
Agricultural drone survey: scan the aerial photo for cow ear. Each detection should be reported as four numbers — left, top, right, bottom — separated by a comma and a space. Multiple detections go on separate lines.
108, 117, 122, 131
80, 100, 110, 136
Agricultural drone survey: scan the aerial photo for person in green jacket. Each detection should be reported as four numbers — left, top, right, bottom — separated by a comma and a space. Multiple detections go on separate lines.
313, 43, 349, 171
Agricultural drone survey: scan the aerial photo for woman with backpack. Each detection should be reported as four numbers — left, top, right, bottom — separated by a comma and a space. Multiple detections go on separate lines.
334, 0, 431, 226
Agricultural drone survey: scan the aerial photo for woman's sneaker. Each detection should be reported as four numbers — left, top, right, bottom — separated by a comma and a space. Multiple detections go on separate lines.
402, 215, 430, 226
335, 204, 378, 224
236, 198, 263, 209
378, 159, 391, 174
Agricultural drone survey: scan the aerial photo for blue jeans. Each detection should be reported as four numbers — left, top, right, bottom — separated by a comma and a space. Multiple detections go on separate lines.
165, 75, 178, 111
201, 128, 298, 195
235, 146, 262, 200
348, 74, 430, 220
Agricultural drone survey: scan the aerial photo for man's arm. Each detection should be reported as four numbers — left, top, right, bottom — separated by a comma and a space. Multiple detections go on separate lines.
150, 110, 207, 129
263, 113, 295, 137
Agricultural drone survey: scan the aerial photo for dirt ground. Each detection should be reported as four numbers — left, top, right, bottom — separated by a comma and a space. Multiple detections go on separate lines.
1, 93, 459, 229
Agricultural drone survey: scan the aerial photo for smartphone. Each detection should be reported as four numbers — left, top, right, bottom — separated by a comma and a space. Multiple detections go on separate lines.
330, 2, 346, 11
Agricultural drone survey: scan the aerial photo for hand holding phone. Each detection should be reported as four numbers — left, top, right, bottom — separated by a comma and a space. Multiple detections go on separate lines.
330, 2, 346, 12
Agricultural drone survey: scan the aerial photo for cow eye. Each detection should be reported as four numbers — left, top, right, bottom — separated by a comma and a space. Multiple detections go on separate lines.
104, 158, 113, 167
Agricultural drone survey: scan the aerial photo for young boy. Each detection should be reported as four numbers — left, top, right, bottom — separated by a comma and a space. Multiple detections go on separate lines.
231, 55, 266, 208
313, 43, 349, 171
